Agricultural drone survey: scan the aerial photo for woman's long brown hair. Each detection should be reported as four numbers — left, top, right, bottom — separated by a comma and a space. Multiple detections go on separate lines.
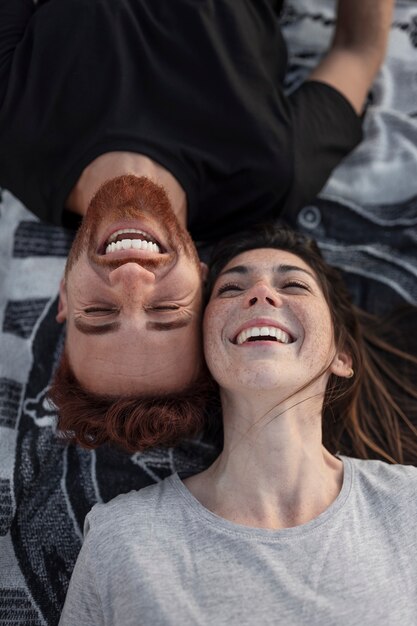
324, 306, 417, 464
207, 223, 417, 465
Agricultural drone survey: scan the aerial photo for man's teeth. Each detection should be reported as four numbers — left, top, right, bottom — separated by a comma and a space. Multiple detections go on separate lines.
105, 228, 161, 254
105, 239, 160, 254
236, 326, 291, 345
108, 228, 153, 243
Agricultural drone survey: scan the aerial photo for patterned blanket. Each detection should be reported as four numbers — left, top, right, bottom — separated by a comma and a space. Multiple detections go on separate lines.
1, 1, 416, 624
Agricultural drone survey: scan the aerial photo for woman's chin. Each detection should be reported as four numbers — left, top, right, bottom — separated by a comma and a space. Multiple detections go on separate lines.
220, 370, 298, 394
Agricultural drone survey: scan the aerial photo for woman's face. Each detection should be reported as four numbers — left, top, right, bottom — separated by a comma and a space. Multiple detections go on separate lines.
204, 248, 340, 395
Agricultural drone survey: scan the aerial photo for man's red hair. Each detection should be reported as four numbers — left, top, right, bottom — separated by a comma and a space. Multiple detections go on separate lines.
49, 353, 212, 453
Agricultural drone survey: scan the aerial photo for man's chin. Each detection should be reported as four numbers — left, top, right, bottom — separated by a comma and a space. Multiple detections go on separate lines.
67, 175, 200, 274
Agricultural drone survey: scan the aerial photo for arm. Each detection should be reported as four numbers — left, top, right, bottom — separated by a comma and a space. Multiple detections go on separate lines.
59, 533, 105, 626
308, 0, 395, 114
59, 561, 105, 625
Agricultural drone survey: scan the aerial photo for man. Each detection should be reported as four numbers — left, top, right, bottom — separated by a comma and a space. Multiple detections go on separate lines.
0, 0, 394, 404
56, 175, 206, 397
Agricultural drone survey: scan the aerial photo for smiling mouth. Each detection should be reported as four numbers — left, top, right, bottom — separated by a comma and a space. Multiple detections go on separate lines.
233, 326, 293, 346
100, 228, 165, 255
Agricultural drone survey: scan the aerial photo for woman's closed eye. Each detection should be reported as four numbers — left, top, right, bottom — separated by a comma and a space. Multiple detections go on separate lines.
216, 282, 243, 296
216, 280, 310, 296
281, 280, 310, 292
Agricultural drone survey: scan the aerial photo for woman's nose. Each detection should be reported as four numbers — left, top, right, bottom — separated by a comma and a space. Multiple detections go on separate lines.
245, 282, 282, 308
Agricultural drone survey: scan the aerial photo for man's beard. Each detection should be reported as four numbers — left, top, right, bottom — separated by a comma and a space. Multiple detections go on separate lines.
65, 174, 200, 275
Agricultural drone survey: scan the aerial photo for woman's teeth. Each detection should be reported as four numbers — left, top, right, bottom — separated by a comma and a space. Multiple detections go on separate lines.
236, 326, 291, 345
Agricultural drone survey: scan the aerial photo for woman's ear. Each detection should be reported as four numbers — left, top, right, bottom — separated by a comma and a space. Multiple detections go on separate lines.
200, 262, 208, 282
56, 278, 68, 324
330, 350, 354, 379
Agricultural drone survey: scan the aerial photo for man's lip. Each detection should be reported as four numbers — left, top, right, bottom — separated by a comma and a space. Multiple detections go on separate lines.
97, 220, 167, 255
99, 248, 169, 261
231, 318, 295, 344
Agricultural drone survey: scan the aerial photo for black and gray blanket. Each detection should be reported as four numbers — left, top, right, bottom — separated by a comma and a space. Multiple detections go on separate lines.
1, 1, 416, 624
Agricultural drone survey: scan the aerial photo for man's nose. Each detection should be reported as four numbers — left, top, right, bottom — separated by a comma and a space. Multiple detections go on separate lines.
108, 262, 156, 290
244, 281, 283, 308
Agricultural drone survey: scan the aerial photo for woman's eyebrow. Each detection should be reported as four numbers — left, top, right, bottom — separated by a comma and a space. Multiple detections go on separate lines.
219, 264, 249, 276
220, 263, 316, 281
278, 264, 317, 281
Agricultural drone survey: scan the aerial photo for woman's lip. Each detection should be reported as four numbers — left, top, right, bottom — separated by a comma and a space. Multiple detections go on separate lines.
97, 220, 166, 255
231, 318, 295, 344
233, 340, 288, 349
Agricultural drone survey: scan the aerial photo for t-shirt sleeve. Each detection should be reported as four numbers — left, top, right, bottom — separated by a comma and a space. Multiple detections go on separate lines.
282, 80, 363, 221
59, 514, 105, 626
0, 0, 35, 107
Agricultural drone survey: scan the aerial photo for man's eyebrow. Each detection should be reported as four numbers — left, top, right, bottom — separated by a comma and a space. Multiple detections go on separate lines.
74, 318, 121, 335
73, 316, 191, 335
146, 318, 192, 331
220, 263, 317, 280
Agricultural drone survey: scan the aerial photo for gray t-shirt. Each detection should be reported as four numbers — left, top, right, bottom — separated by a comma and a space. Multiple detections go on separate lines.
59, 457, 417, 625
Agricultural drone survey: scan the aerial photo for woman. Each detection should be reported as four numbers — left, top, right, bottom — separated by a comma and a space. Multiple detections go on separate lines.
59, 224, 417, 625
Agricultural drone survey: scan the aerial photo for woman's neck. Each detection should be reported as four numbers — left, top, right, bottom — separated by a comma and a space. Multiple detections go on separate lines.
66, 151, 187, 224
185, 389, 344, 529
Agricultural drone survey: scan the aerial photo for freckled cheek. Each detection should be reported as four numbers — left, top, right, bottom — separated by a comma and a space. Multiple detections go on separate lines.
203, 336, 228, 383
203, 303, 229, 340
202, 310, 214, 347
73, 274, 99, 298
73, 285, 91, 305
203, 315, 220, 363
304, 319, 335, 366
203, 306, 232, 374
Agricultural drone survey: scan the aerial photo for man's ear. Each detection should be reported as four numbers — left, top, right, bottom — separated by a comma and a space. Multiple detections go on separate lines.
56, 278, 68, 324
200, 262, 208, 282
330, 350, 353, 378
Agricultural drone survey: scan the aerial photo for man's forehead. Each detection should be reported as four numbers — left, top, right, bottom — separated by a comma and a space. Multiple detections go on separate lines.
66, 334, 202, 395
66, 315, 202, 376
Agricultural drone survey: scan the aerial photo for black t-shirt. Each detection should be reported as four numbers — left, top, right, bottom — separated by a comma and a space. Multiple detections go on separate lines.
0, 0, 362, 241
